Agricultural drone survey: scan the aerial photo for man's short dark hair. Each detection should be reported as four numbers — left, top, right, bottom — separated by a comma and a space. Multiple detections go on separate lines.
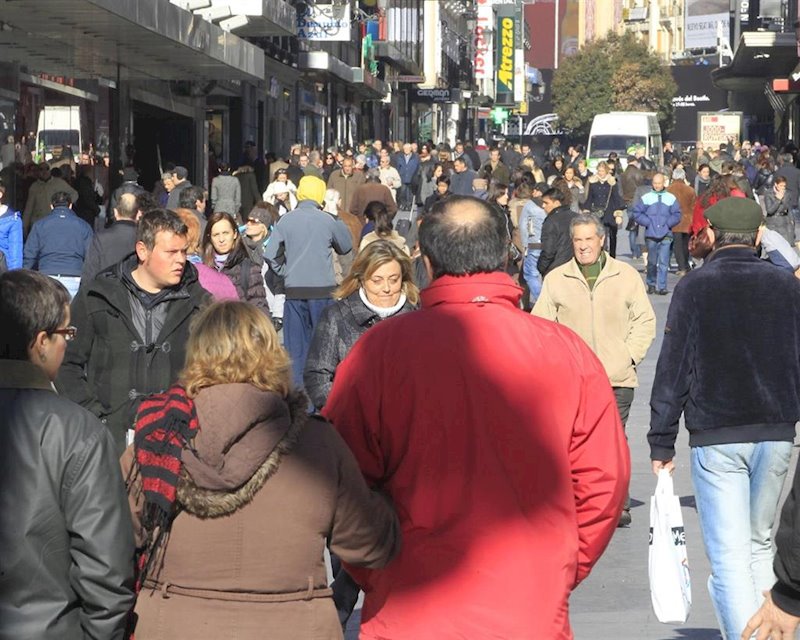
136, 191, 158, 214
419, 196, 507, 280
179, 185, 205, 210
0, 270, 70, 360
436, 176, 450, 186
137, 209, 188, 251
115, 192, 139, 220
541, 187, 565, 204
51, 191, 73, 207
714, 230, 759, 248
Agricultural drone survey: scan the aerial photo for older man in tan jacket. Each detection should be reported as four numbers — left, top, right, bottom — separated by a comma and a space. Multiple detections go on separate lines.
534, 213, 655, 527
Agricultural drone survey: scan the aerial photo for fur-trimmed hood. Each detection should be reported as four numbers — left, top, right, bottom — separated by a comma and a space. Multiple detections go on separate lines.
177, 385, 309, 518
588, 174, 616, 186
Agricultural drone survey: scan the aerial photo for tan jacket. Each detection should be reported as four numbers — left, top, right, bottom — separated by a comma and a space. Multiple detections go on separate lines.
667, 180, 696, 234
532, 255, 656, 388
122, 385, 400, 640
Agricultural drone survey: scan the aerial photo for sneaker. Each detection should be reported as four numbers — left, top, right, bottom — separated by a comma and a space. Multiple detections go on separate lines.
617, 510, 632, 528
657, 289, 669, 295
647, 285, 656, 294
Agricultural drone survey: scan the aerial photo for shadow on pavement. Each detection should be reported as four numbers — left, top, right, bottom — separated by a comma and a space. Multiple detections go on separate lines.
667, 628, 721, 639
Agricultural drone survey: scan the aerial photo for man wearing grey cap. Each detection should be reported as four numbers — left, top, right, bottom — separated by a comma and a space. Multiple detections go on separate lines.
166, 166, 191, 210
648, 197, 800, 640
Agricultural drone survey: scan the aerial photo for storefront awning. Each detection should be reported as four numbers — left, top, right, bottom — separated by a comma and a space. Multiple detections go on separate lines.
712, 31, 798, 92
298, 51, 353, 84
374, 42, 422, 77
351, 68, 389, 100
0, 0, 264, 82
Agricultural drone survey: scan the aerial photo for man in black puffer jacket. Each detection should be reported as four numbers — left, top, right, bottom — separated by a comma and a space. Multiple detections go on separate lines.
57, 209, 209, 454
537, 187, 578, 278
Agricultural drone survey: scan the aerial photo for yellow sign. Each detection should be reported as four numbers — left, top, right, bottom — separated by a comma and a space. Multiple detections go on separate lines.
496, 17, 515, 94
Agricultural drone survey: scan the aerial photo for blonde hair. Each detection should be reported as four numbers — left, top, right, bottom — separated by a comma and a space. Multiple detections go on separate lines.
181, 301, 291, 398
173, 208, 201, 254
334, 240, 419, 305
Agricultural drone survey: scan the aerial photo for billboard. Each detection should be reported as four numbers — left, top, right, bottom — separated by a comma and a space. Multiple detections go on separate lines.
495, 12, 515, 105
698, 112, 742, 147
297, 3, 351, 41
474, 0, 494, 82
684, 0, 729, 50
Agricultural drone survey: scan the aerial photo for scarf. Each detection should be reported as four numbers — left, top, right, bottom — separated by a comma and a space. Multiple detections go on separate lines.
133, 385, 199, 588
359, 288, 407, 319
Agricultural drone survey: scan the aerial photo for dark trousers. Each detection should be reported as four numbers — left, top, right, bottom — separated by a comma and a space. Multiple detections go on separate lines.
330, 552, 361, 628
284, 298, 334, 388
673, 232, 691, 272
614, 386, 634, 511
604, 224, 618, 258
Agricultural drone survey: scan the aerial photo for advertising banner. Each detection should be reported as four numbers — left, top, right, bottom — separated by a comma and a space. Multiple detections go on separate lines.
495, 11, 515, 106
474, 0, 494, 82
684, 0, 728, 50
297, 3, 351, 41
698, 112, 742, 147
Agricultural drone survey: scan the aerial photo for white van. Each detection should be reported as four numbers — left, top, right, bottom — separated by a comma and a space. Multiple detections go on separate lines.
586, 112, 663, 171
36, 105, 82, 162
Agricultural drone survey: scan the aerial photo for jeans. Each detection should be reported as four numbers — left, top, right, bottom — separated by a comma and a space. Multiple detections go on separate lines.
522, 250, 542, 303
628, 227, 642, 259
691, 441, 793, 640
645, 237, 672, 291
284, 298, 334, 388
49, 275, 81, 300
614, 387, 634, 511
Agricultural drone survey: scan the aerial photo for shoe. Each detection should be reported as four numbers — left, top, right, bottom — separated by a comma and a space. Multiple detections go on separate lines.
617, 509, 632, 528
647, 285, 656, 294
657, 289, 668, 295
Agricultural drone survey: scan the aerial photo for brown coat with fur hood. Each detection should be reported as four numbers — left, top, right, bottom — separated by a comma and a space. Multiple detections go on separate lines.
122, 384, 400, 640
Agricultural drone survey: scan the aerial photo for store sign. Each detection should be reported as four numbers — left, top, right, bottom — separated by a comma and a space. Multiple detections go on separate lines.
297, 3, 351, 41
495, 15, 515, 105
684, 0, 728, 49
413, 88, 460, 103
474, 0, 494, 82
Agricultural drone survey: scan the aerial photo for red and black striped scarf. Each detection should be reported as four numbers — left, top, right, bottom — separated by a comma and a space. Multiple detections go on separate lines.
133, 384, 199, 589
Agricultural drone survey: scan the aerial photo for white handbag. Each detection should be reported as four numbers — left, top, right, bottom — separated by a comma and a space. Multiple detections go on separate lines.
649, 469, 692, 623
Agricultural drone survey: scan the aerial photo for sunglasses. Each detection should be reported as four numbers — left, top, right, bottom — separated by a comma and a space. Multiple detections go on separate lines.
247, 218, 265, 224
52, 326, 77, 341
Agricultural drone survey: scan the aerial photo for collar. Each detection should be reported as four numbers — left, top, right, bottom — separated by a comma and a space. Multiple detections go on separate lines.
705, 245, 759, 262
421, 272, 522, 309
0, 360, 54, 391
563, 252, 619, 280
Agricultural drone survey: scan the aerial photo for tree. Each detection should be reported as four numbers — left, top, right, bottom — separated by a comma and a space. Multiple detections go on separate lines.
552, 32, 677, 137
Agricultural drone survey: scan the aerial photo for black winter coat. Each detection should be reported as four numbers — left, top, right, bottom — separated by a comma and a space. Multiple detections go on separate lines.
303, 291, 415, 409
0, 360, 135, 639
537, 205, 579, 277
219, 249, 270, 315
81, 219, 137, 283
57, 254, 209, 453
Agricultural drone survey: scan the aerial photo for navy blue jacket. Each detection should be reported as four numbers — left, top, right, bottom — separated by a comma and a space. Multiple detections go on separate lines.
648, 246, 800, 461
23, 206, 94, 276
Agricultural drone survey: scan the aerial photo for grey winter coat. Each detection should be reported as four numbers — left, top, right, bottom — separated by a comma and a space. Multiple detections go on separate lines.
303, 291, 415, 409
0, 360, 135, 640
211, 174, 242, 216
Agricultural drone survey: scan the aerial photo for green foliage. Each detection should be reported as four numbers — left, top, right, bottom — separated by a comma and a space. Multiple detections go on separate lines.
552, 32, 677, 136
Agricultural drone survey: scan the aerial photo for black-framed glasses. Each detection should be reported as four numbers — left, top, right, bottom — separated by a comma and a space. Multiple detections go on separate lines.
51, 326, 77, 342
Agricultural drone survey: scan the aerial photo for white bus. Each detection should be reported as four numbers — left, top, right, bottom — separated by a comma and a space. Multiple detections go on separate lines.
586, 112, 663, 171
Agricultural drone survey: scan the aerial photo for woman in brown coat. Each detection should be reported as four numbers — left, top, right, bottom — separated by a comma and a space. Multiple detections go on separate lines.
122, 301, 400, 640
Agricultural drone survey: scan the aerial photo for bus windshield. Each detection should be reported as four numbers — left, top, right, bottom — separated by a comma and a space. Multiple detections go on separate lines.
588, 135, 646, 158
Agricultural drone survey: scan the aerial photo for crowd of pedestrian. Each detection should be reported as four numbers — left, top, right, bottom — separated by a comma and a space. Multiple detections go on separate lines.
4, 131, 800, 640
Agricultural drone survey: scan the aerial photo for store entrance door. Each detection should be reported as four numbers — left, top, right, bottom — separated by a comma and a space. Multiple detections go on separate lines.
133, 101, 194, 191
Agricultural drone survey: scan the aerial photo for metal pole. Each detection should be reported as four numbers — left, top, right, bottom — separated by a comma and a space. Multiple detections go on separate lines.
554, 0, 560, 69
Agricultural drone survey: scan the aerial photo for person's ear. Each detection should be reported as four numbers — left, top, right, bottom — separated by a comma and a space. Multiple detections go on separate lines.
755, 226, 764, 247
423, 255, 434, 281
135, 240, 149, 263
28, 330, 49, 364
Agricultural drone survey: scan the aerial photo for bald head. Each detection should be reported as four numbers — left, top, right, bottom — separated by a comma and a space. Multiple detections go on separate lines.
115, 192, 140, 220
419, 196, 507, 280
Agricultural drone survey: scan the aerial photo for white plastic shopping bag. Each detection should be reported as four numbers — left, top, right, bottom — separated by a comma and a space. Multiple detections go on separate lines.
649, 469, 692, 623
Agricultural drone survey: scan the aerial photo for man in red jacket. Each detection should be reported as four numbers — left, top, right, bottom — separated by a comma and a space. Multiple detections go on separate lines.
323, 195, 630, 639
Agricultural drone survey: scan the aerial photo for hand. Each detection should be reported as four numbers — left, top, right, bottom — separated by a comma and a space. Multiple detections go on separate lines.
652, 459, 675, 476
742, 591, 800, 639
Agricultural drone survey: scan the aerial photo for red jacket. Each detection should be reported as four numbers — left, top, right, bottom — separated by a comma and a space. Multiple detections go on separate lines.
323, 272, 630, 640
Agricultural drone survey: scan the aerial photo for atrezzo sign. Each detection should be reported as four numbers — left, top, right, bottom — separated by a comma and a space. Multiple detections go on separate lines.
495, 15, 515, 105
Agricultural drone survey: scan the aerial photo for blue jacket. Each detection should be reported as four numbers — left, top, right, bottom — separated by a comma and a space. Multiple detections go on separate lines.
23, 206, 93, 276
395, 153, 420, 186
631, 189, 681, 240
0, 205, 23, 270
264, 200, 352, 299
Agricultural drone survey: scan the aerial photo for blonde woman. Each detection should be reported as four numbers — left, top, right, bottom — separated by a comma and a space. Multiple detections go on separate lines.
304, 240, 418, 411
123, 301, 399, 640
